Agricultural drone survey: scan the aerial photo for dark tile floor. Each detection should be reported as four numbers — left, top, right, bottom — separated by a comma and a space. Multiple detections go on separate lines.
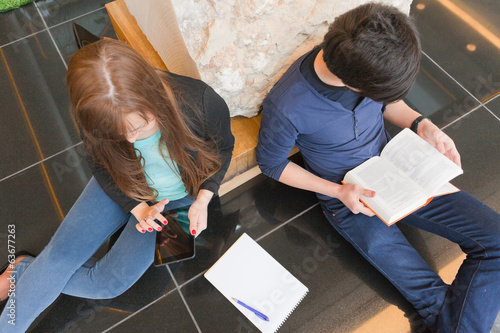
0, 0, 499, 332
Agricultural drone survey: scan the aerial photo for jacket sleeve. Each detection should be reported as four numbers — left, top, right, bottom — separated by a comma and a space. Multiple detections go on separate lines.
79, 130, 142, 214
199, 86, 235, 195
256, 97, 298, 181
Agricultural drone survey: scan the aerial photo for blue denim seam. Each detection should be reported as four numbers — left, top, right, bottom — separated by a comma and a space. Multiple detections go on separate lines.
322, 209, 436, 318
412, 214, 487, 333
454, 261, 482, 333
413, 213, 489, 259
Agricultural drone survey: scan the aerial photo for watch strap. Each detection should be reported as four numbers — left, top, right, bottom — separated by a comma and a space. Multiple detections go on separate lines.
410, 115, 429, 133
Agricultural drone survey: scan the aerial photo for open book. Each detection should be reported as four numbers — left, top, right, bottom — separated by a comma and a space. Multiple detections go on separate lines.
343, 128, 463, 225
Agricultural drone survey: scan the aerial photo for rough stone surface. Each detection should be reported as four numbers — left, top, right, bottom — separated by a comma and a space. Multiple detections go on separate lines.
171, 0, 413, 117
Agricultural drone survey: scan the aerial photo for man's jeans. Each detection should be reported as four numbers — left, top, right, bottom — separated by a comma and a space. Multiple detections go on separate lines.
321, 190, 500, 333
0, 177, 194, 332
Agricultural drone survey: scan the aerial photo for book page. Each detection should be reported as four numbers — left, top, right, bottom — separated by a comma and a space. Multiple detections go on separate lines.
381, 129, 463, 195
345, 156, 427, 220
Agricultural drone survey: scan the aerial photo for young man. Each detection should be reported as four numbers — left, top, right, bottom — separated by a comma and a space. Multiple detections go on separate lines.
256, 3, 500, 332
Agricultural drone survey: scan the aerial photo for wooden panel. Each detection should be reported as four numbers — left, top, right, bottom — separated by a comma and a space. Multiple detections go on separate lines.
105, 0, 168, 71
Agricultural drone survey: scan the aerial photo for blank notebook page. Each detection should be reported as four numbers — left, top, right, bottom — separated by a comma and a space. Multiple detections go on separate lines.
205, 233, 308, 333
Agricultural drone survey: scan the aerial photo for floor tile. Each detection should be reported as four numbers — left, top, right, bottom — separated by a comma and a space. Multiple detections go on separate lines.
0, 2, 44, 47
49, 7, 117, 65
106, 290, 198, 333
0, 31, 81, 179
36, 0, 113, 27
27, 263, 175, 332
411, 0, 500, 102
443, 107, 500, 212
168, 159, 318, 286
182, 206, 465, 333
485, 94, 500, 118
385, 54, 480, 137
0, 145, 91, 257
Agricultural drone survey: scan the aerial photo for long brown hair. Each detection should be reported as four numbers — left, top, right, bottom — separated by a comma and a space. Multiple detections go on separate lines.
66, 39, 221, 202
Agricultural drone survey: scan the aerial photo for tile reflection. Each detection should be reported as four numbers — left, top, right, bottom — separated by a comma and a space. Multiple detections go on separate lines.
0, 2, 44, 47
411, 0, 500, 102
485, 95, 500, 118
0, 145, 91, 259
107, 291, 198, 333
0, 31, 80, 179
29, 265, 175, 333
444, 107, 500, 212
405, 54, 479, 128
36, 0, 114, 27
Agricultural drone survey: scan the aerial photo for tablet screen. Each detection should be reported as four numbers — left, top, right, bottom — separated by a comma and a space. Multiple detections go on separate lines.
154, 206, 195, 266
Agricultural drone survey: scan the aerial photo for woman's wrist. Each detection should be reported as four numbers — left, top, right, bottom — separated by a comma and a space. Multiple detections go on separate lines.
130, 202, 149, 219
196, 189, 214, 206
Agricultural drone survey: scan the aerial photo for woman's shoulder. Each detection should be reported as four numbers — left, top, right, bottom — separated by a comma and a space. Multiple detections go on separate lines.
158, 70, 209, 98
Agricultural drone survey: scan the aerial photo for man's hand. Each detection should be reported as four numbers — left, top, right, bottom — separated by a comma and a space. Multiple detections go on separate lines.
417, 119, 461, 167
337, 183, 376, 216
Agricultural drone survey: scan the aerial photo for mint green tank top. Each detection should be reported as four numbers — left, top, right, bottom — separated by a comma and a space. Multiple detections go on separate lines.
133, 130, 188, 201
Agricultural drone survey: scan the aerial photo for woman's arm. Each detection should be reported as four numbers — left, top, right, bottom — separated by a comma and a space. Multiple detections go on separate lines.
188, 85, 234, 236
199, 85, 235, 194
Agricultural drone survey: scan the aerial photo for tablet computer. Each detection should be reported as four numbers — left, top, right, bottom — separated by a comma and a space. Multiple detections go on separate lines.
154, 206, 195, 266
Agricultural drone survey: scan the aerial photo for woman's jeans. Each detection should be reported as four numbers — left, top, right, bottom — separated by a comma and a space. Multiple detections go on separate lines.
321, 191, 500, 333
0, 177, 194, 332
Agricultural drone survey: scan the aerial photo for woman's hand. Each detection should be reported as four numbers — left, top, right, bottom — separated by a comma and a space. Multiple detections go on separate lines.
131, 199, 169, 233
188, 189, 214, 237
417, 119, 461, 167
337, 183, 376, 216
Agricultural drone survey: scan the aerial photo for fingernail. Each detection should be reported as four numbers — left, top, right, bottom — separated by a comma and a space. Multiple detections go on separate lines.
156, 227, 162, 231
141, 229, 145, 233
148, 227, 153, 232
162, 220, 168, 225
191, 230, 196, 235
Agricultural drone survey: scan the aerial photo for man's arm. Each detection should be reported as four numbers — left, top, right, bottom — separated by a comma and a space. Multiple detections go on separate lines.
256, 100, 375, 216
383, 100, 461, 167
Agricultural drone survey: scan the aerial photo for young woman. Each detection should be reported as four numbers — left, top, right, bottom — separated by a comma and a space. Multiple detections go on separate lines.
0, 39, 234, 331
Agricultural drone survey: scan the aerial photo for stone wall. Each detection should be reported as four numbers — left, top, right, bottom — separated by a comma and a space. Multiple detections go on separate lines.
126, 0, 413, 117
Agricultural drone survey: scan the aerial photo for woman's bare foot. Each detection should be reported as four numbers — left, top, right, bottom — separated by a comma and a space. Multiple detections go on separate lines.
0, 255, 29, 301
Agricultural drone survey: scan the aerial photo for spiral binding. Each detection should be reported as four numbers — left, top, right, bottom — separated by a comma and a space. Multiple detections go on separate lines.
273, 290, 309, 332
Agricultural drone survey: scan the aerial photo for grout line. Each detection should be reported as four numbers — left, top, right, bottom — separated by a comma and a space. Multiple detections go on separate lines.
255, 202, 320, 242
101, 288, 178, 333
0, 142, 83, 183
440, 104, 484, 130
48, 6, 105, 30
34, 2, 68, 69
483, 105, 500, 123
483, 92, 500, 106
0, 28, 47, 49
178, 270, 206, 289
422, 51, 482, 106
167, 265, 203, 333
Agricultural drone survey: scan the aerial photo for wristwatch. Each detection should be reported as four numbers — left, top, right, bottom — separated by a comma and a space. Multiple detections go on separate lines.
410, 115, 430, 133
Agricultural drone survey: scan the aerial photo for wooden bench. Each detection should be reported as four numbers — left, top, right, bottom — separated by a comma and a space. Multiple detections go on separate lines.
105, 0, 298, 195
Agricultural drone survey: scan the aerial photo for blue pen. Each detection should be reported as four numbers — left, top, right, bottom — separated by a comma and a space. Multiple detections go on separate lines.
232, 298, 270, 321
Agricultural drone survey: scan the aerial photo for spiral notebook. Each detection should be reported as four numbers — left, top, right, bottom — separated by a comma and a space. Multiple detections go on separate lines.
204, 233, 308, 333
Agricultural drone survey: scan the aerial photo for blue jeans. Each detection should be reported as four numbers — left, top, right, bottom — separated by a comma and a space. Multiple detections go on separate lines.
0, 177, 194, 332
321, 191, 500, 333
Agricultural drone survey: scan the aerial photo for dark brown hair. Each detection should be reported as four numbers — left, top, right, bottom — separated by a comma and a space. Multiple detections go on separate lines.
321, 3, 421, 103
66, 39, 220, 202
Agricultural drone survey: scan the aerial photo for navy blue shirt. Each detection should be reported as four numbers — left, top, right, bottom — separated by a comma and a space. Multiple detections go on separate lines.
300, 46, 364, 111
256, 48, 391, 201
